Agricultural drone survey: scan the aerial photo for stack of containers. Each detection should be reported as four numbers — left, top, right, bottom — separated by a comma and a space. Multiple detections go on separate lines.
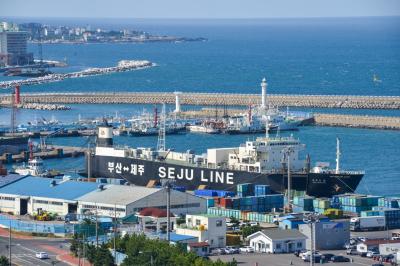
220, 198, 233, 208
293, 196, 315, 212
237, 183, 255, 197
378, 197, 400, 209
207, 207, 241, 220
194, 189, 235, 197
255, 185, 271, 196
313, 198, 331, 214
374, 207, 400, 229
206, 198, 215, 208
337, 194, 382, 214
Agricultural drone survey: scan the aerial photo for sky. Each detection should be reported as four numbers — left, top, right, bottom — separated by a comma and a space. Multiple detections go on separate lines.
1, 0, 400, 19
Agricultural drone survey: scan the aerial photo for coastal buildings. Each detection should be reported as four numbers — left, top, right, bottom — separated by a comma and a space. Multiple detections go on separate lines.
0, 175, 206, 218
0, 23, 33, 66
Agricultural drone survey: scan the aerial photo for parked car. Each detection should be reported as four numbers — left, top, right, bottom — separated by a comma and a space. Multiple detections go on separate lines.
371, 264, 384, 266
239, 246, 255, 253
303, 254, 322, 263
215, 248, 226, 255
346, 248, 359, 255
294, 249, 307, 257
367, 251, 380, 258
331, 255, 351, 262
35, 252, 49, 259
225, 246, 240, 254
321, 253, 335, 261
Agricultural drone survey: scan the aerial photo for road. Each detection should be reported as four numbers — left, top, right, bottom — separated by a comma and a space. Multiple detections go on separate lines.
0, 235, 71, 266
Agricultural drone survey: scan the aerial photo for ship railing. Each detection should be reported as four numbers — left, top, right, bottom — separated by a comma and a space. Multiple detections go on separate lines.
335, 170, 365, 175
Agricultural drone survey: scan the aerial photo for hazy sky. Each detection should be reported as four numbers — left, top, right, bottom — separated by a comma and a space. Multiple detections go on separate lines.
1, 0, 399, 19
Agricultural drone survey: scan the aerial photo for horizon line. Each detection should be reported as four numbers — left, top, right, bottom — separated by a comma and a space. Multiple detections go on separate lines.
1, 15, 399, 21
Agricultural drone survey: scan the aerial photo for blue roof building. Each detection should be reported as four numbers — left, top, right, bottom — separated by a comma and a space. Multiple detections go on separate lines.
0, 176, 99, 216
0, 176, 98, 200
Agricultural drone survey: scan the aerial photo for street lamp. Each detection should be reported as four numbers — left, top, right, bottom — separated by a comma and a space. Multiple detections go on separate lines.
160, 178, 175, 243
303, 213, 320, 266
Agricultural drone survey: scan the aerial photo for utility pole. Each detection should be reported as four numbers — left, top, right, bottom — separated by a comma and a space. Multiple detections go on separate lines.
161, 178, 174, 242
114, 203, 117, 265
87, 143, 91, 179
283, 147, 294, 213
95, 203, 98, 247
303, 213, 319, 266
9, 220, 11, 266
166, 183, 171, 242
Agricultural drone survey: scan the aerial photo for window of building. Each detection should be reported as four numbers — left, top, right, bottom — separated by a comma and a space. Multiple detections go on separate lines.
297, 242, 302, 248
276, 243, 281, 249
196, 219, 201, 226
216, 220, 223, 227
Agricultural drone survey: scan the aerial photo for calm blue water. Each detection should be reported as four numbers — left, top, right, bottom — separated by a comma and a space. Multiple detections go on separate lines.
1, 17, 399, 196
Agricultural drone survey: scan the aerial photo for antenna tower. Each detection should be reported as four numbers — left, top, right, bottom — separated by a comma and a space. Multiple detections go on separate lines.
157, 103, 166, 151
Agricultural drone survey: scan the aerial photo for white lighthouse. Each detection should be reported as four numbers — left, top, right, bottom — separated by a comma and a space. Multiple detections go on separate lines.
261, 77, 268, 109
174, 91, 182, 113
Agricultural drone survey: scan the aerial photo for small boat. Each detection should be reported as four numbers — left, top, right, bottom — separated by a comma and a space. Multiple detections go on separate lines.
373, 74, 382, 83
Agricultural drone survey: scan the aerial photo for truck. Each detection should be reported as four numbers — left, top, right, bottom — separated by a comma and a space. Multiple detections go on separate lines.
350, 216, 386, 231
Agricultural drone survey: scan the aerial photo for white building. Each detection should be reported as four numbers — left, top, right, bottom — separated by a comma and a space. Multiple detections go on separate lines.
77, 184, 207, 218
175, 214, 226, 248
247, 229, 307, 253
379, 242, 400, 256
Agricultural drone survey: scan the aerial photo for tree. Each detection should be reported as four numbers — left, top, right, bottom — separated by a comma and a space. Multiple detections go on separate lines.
229, 216, 240, 227
93, 244, 114, 266
241, 225, 261, 238
0, 256, 9, 266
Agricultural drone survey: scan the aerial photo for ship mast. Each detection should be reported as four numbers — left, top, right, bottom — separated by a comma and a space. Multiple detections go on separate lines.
335, 137, 341, 174
157, 103, 166, 152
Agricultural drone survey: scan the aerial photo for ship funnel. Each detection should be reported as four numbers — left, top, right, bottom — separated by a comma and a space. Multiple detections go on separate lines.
96, 125, 113, 147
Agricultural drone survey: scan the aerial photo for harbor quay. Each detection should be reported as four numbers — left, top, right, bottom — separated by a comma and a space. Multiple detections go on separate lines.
1, 91, 400, 109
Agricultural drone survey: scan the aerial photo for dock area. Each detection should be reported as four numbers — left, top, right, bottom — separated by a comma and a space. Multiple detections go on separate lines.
180, 108, 400, 130
1, 92, 399, 109
1, 129, 96, 139
0, 145, 86, 164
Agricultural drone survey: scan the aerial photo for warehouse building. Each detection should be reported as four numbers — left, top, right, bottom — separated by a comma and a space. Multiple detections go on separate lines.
299, 220, 350, 250
0, 176, 98, 216
77, 184, 207, 218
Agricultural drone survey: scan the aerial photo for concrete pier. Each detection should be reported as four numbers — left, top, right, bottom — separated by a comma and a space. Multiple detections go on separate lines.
1, 92, 399, 109
0, 145, 86, 164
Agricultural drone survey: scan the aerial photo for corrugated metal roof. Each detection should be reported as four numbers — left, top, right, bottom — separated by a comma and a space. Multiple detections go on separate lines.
252, 229, 306, 240
0, 176, 98, 200
77, 185, 161, 205
0, 174, 26, 188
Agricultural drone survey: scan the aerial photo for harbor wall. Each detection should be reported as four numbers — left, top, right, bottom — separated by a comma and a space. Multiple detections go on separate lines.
1, 92, 400, 109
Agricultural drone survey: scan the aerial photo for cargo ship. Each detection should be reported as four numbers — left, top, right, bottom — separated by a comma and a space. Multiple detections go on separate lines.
87, 125, 364, 197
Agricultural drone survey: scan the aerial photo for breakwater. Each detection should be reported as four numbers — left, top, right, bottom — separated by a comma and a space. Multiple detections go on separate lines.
0, 60, 153, 89
313, 113, 400, 130
0, 92, 399, 109
0, 102, 71, 110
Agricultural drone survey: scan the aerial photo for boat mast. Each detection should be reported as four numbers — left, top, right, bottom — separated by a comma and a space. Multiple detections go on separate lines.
157, 103, 166, 152
335, 137, 341, 174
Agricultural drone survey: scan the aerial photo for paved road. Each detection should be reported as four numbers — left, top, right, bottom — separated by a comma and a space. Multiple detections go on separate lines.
211, 250, 379, 266
0, 236, 70, 266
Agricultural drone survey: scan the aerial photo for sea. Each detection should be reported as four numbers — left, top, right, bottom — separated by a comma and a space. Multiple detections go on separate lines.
0, 16, 399, 196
